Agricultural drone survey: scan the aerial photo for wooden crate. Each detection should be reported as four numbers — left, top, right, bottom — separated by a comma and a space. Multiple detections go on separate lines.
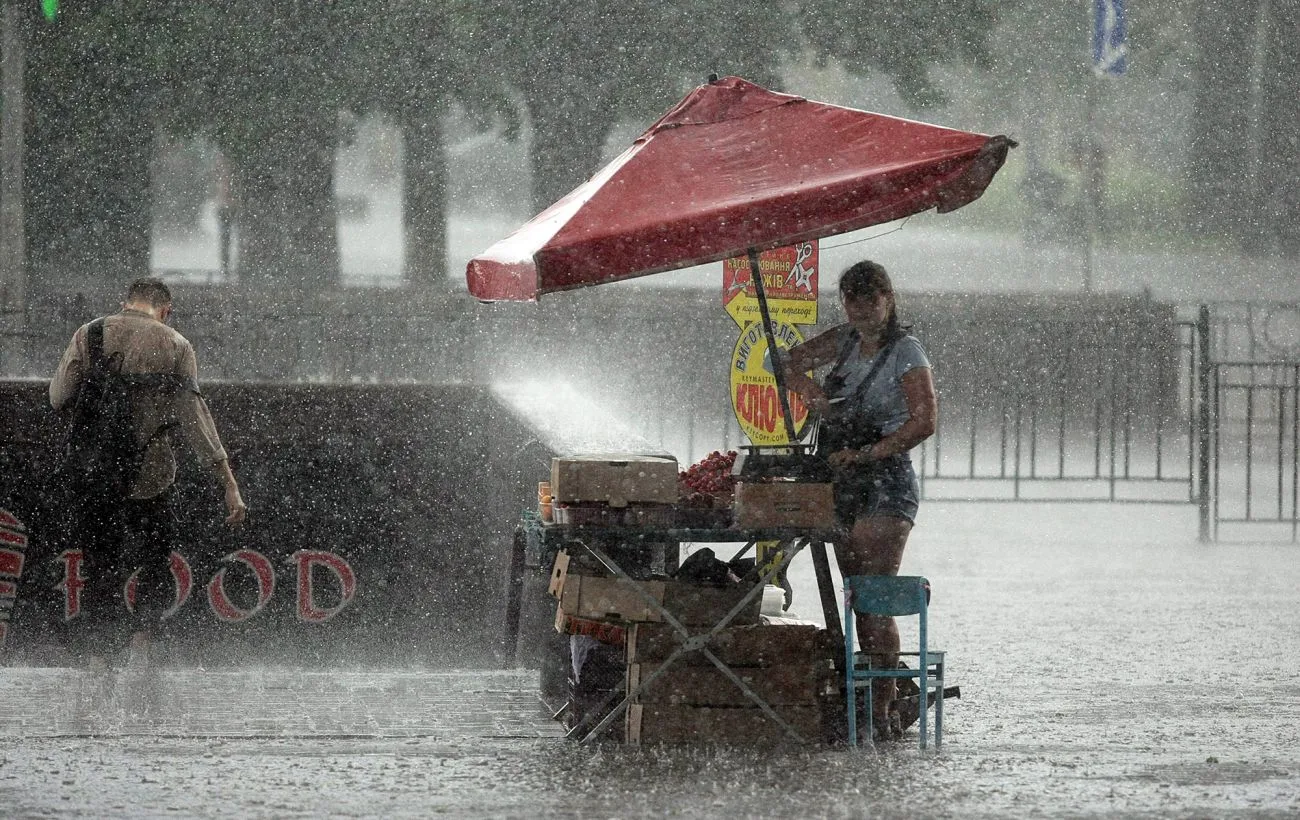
627, 622, 831, 667
622, 622, 839, 744
550, 552, 760, 627
550, 454, 679, 507
627, 661, 835, 707
733, 481, 835, 529
626, 703, 827, 745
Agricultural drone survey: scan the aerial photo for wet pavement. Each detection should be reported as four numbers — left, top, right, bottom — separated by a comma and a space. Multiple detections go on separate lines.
2, 502, 1299, 818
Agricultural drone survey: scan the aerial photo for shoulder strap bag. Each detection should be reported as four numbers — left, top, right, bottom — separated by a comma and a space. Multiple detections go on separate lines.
814, 331, 899, 457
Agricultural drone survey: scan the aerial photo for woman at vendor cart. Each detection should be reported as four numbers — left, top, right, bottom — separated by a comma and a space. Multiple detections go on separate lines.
778, 260, 937, 740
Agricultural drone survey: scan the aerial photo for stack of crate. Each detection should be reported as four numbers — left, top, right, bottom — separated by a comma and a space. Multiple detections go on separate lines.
549, 548, 781, 740
549, 550, 762, 628
623, 621, 837, 745
549, 550, 839, 744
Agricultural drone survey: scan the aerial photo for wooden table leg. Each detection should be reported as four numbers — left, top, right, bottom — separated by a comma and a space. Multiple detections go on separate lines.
808, 539, 844, 674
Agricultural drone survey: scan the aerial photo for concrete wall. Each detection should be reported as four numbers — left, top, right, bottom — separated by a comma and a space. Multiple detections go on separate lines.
0, 380, 555, 668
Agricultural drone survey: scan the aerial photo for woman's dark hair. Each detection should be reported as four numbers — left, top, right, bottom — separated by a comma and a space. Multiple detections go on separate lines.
839, 260, 903, 341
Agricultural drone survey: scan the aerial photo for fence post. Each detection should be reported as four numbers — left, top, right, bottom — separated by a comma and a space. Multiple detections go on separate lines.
1197, 304, 1212, 542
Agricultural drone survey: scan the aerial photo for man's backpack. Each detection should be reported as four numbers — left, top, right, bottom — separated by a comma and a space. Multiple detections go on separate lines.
57, 319, 147, 500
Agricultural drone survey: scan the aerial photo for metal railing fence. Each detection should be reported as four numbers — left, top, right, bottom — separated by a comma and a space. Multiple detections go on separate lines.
5, 290, 1300, 541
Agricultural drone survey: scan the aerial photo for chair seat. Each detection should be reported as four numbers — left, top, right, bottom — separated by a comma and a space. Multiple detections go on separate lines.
852, 650, 944, 666
849, 669, 944, 683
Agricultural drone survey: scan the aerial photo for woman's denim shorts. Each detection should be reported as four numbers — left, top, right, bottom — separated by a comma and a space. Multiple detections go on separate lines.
833, 455, 920, 526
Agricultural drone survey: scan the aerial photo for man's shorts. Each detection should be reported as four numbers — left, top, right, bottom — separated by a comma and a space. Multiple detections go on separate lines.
833, 455, 920, 526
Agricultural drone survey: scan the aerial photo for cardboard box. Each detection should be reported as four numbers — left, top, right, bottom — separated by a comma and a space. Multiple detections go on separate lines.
551, 454, 679, 507
733, 481, 836, 529
548, 551, 569, 599
627, 661, 835, 707
558, 574, 666, 622
627, 623, 832, 667
625, 703, 825, 745
552, 503, 675, 528
557, 574, 760, 627
547, 550, 611, 600
661, 580, 761, 627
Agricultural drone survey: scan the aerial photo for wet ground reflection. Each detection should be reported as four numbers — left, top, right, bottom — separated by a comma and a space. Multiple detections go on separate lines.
2, 503, 1298, 817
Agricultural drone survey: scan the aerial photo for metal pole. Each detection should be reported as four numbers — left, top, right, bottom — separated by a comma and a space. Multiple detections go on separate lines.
747, 248, 797, 443
1197, 305, 1212, 542
0, 0, 27, 375
1081, 78, 1097, 293
1291, 364, 1297, 544
808, 539, 844, 675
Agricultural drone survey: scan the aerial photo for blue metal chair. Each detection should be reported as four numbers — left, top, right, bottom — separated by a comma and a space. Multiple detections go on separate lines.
844, 575, 944, 749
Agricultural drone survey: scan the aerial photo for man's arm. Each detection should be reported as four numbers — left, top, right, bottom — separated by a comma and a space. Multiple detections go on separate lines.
173, 340, 246, 525
213, 458, 246, 525
49, 326, 87, 410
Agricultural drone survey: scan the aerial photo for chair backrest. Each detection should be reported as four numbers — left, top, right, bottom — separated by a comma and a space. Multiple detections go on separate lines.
845, 575, 930, 617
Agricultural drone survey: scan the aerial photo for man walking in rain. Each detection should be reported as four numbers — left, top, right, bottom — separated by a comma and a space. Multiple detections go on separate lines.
49, 277, 246, 670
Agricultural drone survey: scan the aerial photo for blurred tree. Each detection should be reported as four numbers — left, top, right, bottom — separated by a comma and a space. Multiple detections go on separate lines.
466, 1, 998, 214
1185, 1, 1255, 244
24, 1, 352, 292
334, 1, 469, 290
1254, 1, 1300, 257
23, 1, 159, 291
962, 0, 1300, 257
165, 1, 505, 290
945, 2, 1079, 243
1185, 0, 1298, 257
14, 0, 1023, 299
158, 1, 347, 291
795, 0, 996, 108
465, 1, 786, 213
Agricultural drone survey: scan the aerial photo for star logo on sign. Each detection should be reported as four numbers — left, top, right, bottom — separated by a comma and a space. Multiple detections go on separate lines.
784, 242, 815, 292
787, 262, 814, 292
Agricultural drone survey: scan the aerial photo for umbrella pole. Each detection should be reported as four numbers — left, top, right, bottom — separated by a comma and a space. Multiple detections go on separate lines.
747, 248, 798, 444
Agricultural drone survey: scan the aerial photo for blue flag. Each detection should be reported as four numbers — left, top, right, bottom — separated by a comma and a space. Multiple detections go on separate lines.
1093, 0, 1128, 76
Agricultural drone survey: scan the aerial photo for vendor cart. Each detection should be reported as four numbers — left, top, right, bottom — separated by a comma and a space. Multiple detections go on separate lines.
471, 76, 1010, 745
505, 510, 844, 744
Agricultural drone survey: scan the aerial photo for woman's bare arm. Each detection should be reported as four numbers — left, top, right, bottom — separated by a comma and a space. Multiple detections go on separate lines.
869, 366, 937, 459
779, 325, 845, 412
786, 325, 844, 372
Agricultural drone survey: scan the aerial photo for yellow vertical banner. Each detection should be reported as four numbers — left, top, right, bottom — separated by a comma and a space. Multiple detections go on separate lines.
724, 242, 819, 446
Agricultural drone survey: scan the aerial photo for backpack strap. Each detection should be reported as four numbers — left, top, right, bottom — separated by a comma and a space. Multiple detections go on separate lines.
827, 327, 899, 408
823, 325, 861, 395
849, 336, 898, 404
86, 318, 106, 369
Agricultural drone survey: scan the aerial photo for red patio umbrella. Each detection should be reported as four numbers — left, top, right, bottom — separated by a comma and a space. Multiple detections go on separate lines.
467, 75, 1014, 438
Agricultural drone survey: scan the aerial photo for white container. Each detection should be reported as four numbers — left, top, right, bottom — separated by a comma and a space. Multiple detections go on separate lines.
760, 584, 786, 616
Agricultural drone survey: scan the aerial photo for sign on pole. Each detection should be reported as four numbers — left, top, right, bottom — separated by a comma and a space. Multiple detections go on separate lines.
721, 241, 818, 329
1092, 0, 1128, 77
723, 242, 818, 444
728, 319, 809, 445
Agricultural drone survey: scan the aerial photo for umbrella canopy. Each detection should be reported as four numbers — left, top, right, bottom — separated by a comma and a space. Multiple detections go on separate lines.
466, 76, 1014, 302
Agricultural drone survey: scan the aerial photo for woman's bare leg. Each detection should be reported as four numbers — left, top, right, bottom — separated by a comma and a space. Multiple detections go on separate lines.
834, 515, 912, 727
